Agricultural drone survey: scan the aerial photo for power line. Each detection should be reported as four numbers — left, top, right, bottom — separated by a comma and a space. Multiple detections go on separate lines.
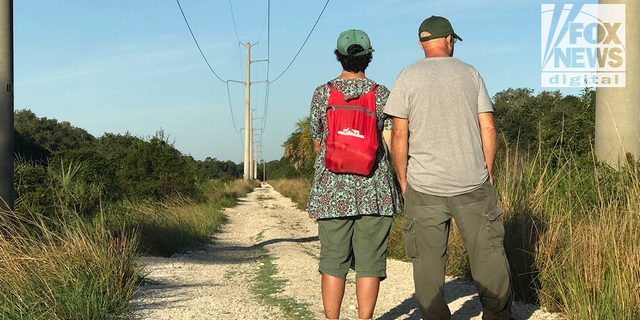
228, 0, 245, 81
257, 6, 268, 43
239, 128, 245, 149
175, 0, 227, 83
228, 0, 241, 43
269, 0, 329, 83
267, 0, 270, 82
255, 4, 269, 112
261, 0, 271, 132
176, 0, 244, 148
226, 82, 242, 133
262, 82, 270, 132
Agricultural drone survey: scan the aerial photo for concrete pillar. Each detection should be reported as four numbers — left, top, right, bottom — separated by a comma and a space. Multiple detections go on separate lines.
249, 109, 253, 179
0, 0, 14, 211
253, 143, 257, 179
243, 43, 251, 180
596, 0, 640, 167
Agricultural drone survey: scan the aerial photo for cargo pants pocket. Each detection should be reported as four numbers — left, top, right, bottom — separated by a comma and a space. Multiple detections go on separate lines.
484, 183, 505, 250
402, 218, 419, 258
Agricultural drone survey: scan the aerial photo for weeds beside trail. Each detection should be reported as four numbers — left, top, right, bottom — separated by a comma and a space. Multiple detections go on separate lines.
270, 179, 311, 211
271, 148, 640, 319
0, 178, 258, 319
251, 230, 314, 320
0, 210, 140, 319
105, 180, 258, 257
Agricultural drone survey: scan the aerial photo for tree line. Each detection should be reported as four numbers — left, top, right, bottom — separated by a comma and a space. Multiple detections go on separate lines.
267, 87, 599, 180
13, 110, 244, 216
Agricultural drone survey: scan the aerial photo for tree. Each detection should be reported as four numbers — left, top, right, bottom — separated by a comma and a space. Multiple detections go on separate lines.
14, 110, 95, 161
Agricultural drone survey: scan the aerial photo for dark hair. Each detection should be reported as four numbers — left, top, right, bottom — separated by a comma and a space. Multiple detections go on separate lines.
334, 44, 372, 73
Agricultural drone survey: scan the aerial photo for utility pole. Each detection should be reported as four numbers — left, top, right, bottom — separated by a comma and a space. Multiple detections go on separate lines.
243, 43, 252, 180
0, 0, 13, 211
596, 0, 640, 168
263, 154, 266, 182
229, 43, 267, 180
254, 141, 258, 179
249, 109, 254, 179
252, 115, 262, 181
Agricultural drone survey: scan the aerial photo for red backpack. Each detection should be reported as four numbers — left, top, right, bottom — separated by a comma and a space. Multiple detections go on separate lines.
324, 81, 379, 175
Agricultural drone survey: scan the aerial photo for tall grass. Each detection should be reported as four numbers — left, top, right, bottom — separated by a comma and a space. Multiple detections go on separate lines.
105, 179, 259, 257
528, 157, 640, 319
433, 145, 640, 319
0, 210, 140, 319
270, 178, 311, 210
1, 178, 258, 318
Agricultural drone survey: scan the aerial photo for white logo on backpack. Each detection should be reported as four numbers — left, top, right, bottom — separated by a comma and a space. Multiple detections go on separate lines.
337, 127, 364, 139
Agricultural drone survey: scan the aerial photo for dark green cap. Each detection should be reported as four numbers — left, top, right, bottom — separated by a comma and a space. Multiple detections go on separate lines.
337, 29, 375, 56
419, 16, 463, 42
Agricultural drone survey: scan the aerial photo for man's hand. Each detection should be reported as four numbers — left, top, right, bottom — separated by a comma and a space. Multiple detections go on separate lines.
399, 180, 407, 196
313, 141, 321, 154
478, 112, 497, 184
391, 117, 409, 196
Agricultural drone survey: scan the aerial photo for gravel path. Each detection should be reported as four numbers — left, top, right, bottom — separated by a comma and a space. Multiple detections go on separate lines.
131, 183, 562, 320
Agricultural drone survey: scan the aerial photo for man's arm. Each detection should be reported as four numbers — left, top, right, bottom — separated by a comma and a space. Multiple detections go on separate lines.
478, 112, 497, 184
391, 117, 409, 195
313, 141, 321, 154
382, 130, 392, 156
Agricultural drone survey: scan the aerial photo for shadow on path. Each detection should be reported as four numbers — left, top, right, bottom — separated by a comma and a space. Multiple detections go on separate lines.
142, 236, 320, 266
378, 278, 541, 320
131, 282, 218, 312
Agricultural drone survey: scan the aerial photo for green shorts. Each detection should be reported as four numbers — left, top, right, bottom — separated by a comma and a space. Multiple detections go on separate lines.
317, 215, 393, 281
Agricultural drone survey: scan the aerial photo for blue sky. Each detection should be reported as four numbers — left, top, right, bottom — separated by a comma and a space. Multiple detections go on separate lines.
14, 0, 596, 163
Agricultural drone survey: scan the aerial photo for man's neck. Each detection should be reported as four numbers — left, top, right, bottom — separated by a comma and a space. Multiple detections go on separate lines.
337, 70, 366, 79
424, 51, 451, 58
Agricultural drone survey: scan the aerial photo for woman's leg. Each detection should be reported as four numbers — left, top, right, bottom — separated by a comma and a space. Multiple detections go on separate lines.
356, 277, 380, 319
322, 273, 346, 319
318, 217, 356, 319
352, 215, 393, 319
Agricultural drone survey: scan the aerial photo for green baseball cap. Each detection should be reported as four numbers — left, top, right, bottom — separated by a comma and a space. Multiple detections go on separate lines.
419, 16, 463, 42
337, 29, 375, 56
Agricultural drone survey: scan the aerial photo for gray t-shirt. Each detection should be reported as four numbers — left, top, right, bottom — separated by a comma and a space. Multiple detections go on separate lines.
384, 57, 493, 196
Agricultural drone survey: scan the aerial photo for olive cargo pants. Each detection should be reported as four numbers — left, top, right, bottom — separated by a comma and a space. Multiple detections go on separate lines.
403, 182, 513, 320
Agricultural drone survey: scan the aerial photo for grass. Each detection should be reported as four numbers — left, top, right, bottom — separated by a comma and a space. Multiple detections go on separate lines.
0, 178, 258, 318
104, 199, 228, 257
270, 179, 311, 211
300, 245, 319, 260
201, 179, 260, 208
256, 194, 275, 201
0, 210, 140, 319
103, 179, 258, 257
271, 147, 640, 319
251, 245, 315, 320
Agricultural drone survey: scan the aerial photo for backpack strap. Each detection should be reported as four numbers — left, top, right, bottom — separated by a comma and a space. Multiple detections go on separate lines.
369, 84, 379, 93
327, 81, 335, 90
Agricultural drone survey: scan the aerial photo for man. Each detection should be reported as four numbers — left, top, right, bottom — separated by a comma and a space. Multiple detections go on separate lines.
384, 16, 513, 320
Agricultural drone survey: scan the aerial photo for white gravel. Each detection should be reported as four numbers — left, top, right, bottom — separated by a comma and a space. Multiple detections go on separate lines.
130, 183, 562, 320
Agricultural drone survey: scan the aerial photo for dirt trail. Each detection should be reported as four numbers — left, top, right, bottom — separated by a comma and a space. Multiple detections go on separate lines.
131, 183, 561, 320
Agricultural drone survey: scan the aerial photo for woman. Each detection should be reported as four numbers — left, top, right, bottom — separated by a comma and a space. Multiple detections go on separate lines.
307, 29, 401, 320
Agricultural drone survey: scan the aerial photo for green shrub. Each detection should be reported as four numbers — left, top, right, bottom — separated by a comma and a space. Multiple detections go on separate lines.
95, 131, 202, 202
14, 158, 55, 215
14, 109, 95, 162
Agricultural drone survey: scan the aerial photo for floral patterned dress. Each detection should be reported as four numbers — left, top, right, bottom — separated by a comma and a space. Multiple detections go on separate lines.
306, 78, 401, 220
